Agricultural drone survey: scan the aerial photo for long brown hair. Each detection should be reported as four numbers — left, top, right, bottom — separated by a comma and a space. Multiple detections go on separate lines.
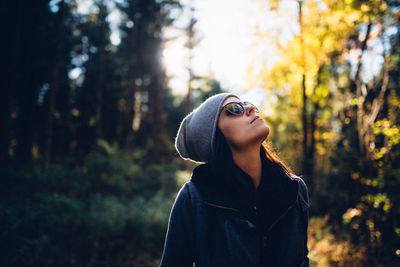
261, 140, 294, 175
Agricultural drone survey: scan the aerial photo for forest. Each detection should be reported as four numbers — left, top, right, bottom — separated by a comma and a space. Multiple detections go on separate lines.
1, 0, 400, 266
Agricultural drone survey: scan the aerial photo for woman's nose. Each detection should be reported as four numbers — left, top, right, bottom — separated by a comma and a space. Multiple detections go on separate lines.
245, 104, 255, 115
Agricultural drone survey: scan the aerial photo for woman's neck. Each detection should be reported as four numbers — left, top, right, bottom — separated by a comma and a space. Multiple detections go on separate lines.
230, 145, 262, 188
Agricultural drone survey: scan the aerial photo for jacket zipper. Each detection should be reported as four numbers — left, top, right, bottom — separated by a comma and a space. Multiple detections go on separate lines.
204, 180, 300, 229
204, 201, 240, 213
262, 181, 300, 248
266, 188, 299, 233
204, 181, 299, 232
204, 181, 300, 254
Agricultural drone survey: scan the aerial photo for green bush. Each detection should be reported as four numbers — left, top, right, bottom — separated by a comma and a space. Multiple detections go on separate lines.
1, 143, 182, 266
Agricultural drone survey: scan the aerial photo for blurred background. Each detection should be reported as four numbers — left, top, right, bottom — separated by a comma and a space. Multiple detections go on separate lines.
1, 0, 399, 266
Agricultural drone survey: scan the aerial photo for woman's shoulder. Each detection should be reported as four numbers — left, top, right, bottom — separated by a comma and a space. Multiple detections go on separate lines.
289, 173, 308, 187
288, 173, 309, 202
176, 180, 204, 203
173, 164, 213, 204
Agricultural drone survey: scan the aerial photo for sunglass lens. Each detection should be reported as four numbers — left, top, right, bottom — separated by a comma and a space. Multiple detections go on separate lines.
225, 103, 243, 115
243, 101, 259, 113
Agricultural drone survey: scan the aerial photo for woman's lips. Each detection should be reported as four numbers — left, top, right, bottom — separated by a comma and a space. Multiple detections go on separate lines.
251, 116, 260, 124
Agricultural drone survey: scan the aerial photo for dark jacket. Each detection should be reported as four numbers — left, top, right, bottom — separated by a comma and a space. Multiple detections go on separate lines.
160, 153, 310, 267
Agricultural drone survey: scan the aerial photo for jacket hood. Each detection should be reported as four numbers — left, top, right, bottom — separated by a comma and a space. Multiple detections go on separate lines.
190, 145, 299, 229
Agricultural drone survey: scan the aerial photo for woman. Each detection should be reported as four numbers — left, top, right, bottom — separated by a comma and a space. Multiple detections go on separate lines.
160, 93, 310, 267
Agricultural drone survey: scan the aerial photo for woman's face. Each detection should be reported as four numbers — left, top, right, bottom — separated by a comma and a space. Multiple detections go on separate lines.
218, 96, 270, 150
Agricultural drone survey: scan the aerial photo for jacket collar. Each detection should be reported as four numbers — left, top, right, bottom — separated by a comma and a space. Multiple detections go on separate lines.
190, 146, 299, 225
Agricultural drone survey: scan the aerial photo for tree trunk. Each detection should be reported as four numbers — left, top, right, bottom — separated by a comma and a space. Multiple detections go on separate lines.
1, 0, 22, 163
309, 66, 322, 187
185, 65, 193, 115
355, 22, 372, 158
298, 0, 311, 178
185, 16, 197, 114
44, 0, 65, 164
126, 13, 143, 145
150, 35, 166, 163
94, 45, 106, 141
14, 4, 43, 164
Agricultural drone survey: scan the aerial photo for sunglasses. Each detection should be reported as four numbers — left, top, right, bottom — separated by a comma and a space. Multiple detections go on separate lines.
221, 101, 259, 116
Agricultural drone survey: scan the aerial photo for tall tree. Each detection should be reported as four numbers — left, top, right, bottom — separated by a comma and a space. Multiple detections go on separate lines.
249, 0, 361, 183
44, 0, 66, 164
250, 0, 400, 263
117, 0, 181, 160
184, 3, 200, 115
1, 1, 23, 163
12, 0, 56, 164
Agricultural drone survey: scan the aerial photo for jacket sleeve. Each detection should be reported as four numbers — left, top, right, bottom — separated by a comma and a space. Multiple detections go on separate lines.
159, 183, 194, 267
298, 177, 310, 267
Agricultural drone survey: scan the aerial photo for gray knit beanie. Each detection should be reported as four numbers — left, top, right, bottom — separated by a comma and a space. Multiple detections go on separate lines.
175, 92, 239, 163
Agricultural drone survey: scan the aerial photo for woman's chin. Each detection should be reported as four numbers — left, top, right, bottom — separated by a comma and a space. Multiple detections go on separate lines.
244, 128, 270, 147
259, 124, 270, 140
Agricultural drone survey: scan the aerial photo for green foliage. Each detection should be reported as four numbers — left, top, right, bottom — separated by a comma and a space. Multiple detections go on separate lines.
251, 0, 400, 265
1, 143, 182, 266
